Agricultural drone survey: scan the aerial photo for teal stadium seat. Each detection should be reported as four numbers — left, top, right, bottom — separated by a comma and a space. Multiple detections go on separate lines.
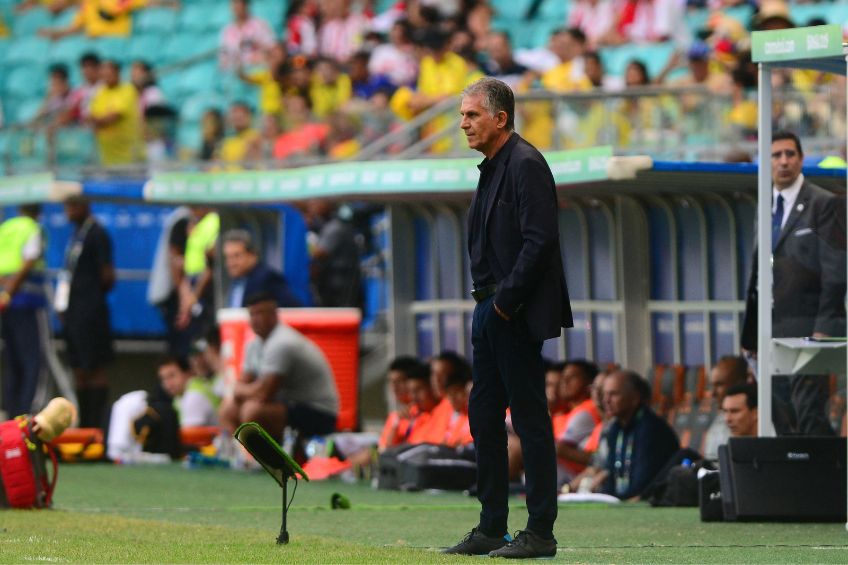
14, 99, 43, 125
127, 33, 164, 64
490, 0, 535, 22
789, 2, 848, 25
4, 37, 50, 68
48, 35, 95, 67
0, 38, 9, 61
157, 71, 183, 104
176, 61, 219, 98
179, 2, 230, 33
253, 0, 287, 33
12, 6, 51, 37
600, 42, 675, 78
176, 122, 201, 155
55, 127, 96, 166
162, 32, 218, 64
92, 37, 130, 63
538, 0, 569, 21
134, 7, 179, 35
3, 65, 46, 99
684, 8, 709, 33
6, 129, 47, 172
721, 4, 754, 25
180, 92, 228, 124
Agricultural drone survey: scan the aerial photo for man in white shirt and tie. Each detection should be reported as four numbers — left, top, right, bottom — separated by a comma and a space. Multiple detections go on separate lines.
741, 130, 846, 435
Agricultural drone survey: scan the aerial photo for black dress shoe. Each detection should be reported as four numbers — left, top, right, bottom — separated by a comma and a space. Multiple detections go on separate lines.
488, 530, 557, 559
442, 528, 508, 555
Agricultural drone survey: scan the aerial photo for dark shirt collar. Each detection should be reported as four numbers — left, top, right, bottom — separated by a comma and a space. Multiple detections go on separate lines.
477, 132, 517, 173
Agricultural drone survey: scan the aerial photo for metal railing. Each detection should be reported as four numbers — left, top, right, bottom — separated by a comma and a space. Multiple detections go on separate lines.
3, 81, 846, 178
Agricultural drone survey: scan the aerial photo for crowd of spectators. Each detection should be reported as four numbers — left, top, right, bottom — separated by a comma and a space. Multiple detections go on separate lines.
3, 0, 845, 168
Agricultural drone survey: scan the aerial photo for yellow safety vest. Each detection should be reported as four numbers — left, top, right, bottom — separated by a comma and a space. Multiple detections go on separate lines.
0, 216, 41, 276
184, 212, 220, 277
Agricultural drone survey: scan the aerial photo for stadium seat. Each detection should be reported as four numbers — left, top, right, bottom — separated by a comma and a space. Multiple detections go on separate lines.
12, 6, 51, 37
490, 0, 535, 21
3, 36, 50, 68
253, 0, 287, 33
127, 33, 164, 64
47, 35, 95, 67
134, 7, 179, 35
176, 122, 201, 155
537, 0, 569, 21
180, 91, 228, 123
3, 65, 46, 99
6, 129, 47, 171
684, 8, 709, 33
179, 2, 230, 33
13, 98, 43, 124
92, 37, 130, 63
54, 127, 95, 166
161, 32, 218, 64
157, 71, 183, 103
176, 61, 219, 98
722, 4, 754, 25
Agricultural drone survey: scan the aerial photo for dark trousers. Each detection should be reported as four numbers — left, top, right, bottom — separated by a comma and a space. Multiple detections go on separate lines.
469, 296, 557, 537
773, 375, 835, 436
1, 307, 45, 417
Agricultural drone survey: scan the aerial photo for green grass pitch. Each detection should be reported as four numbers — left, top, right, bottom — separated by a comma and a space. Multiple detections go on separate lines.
1, 463, 847, 563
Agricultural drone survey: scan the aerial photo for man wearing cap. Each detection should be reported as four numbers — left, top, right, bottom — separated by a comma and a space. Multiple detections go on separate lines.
59, 195, 115, 429
0, 204, 50, 418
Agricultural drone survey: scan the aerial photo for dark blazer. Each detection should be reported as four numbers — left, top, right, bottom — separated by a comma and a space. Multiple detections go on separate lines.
602, 406, 680, 500
741, 180, 846, 350
233, 262, 302, 308
470, 133, 572, 341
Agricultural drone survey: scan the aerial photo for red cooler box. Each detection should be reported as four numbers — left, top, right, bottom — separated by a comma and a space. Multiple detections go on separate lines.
218, 308, 361, 431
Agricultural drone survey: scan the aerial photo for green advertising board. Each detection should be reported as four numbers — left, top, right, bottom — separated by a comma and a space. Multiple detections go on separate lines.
0, 173, 55, 205
144, 146, 614, 203
752, 24, 843, 63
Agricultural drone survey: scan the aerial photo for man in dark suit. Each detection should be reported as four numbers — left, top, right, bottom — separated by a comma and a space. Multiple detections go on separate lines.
222, 230, 301, 309
444, 78, 572, 559
741, 130, 846, 435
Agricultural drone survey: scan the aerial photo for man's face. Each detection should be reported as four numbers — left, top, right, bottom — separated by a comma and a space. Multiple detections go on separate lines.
591, 372, 607, 412
560, 364, 589, 403
460, 93, 505, 156
446, 383, 470, 414
430, 359, 450, 398
407, 379, 437, 412
231, 0, 248, 20
603, 373, 638, 421
158, 362, 189, 398
722, 393, 758, 436
248, 300, 278, 338
388, 370, 410, 404
710, 365, 732, 405
771, 138, 803, 189
101, 64, 120, 87
230, 105, 252, 132
49, 72, 69, 95
223, 241, 257, 279
545, 369, 562, 412
81, 61, 100, 84
486, 33, 511, 65
64, 201, 88, 224
550, 32, 580, 62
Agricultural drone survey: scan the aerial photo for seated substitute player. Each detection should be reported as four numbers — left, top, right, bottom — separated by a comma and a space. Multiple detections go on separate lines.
378, 355, 424, 451
219, 292, 339, 440
441, 360, 474, 448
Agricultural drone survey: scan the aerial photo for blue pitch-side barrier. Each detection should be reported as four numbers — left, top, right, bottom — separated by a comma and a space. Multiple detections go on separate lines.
5, 179, 317, 337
